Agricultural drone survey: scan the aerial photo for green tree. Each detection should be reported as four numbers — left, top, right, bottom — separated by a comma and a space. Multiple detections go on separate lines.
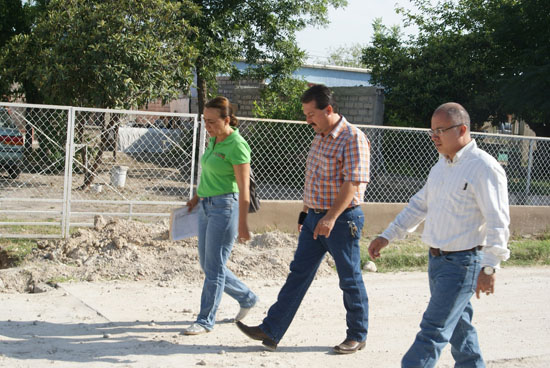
4, 0, 197, 109
184, 0, 348, 115
1, 0, 198, 187
1, 1, 52, 102
253, 77, 309, 121
0, 0, 26, 50
1, 0, 29, 99
490, 0, 550, 136
316, 43, 367, 68
362, 1, 550, 136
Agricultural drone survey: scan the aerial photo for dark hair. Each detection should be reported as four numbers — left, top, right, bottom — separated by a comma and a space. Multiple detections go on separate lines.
434, 102, 471, 129
300, 84, 337, 111
205, 96, 239, 127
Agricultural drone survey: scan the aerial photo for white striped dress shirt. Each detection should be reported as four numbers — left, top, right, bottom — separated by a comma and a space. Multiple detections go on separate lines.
381, 139, 510, 268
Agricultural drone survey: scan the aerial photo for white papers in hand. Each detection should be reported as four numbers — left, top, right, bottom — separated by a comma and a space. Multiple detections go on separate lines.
169, 206, 199, 241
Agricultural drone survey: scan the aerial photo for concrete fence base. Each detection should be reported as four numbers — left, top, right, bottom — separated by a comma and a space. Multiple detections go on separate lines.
249, 201, 549, 237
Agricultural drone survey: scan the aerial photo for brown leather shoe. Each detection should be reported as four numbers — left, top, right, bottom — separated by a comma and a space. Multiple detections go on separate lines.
235, 321, 277, 351
333, 339, 366, 354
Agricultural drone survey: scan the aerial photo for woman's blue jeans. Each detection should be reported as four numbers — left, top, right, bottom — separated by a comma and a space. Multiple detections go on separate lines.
402, 249, 484, 368
195, 193, 257, 330
260, 206, 369, 343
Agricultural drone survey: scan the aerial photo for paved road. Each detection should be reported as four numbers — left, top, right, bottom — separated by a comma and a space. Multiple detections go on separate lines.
1, 267, 549, 367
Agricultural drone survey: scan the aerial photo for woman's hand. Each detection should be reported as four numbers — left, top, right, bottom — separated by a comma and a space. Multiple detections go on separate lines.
186, 195, 199, 212
238, 222, 250, 243
234, 163, 251, 243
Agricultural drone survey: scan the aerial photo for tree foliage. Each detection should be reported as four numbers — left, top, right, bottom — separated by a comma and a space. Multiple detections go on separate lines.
2, 0, 197, 109
253, 77, 309, 121
1, 0, 200, 187
1, 1, 73, 102
2, 0, 349, 114
316, 43, 367, 68
0, 0, 26, 47
362, 0, 550, 136
184, 0, 348, 115
0, 0, 31, 99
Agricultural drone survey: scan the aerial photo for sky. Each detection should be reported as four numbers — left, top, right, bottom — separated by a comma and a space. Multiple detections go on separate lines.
296, 0, 421, 64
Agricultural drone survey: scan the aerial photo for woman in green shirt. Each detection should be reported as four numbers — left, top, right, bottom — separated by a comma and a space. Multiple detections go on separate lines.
183, 97, 258, 335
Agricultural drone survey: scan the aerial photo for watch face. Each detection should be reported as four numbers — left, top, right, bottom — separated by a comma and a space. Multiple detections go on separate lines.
483, 267, 494, 275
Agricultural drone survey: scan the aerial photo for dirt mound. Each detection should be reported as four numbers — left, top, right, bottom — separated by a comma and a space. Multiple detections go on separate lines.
0, 216, 335, 293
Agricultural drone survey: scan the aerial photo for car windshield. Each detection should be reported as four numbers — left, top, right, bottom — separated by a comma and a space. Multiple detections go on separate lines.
0, 108, 16, 129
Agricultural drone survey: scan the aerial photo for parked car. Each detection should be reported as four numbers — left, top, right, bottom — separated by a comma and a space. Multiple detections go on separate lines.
0, 107, 24, 179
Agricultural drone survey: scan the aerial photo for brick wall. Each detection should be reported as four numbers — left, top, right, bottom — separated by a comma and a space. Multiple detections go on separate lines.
190, 78, 385, 126
332, 86, 384, 126
143, 96, 190, 114
190, 77, 263, 115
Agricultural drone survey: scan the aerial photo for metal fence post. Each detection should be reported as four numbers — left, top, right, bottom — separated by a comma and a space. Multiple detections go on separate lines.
525, 139, 535, 199
196, 115, 206, 190
62, 107, 77, 238
188, 114, 199, 200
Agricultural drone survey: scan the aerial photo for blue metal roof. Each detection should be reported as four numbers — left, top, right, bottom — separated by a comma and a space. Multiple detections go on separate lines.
292, 64, 371, 87
233, 62, 372, 87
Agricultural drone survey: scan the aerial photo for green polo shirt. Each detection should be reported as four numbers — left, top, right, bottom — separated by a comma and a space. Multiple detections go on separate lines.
197, 129, 251, 197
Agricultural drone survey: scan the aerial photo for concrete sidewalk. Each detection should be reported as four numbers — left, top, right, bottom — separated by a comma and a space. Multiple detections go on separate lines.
1, 267, 549, 367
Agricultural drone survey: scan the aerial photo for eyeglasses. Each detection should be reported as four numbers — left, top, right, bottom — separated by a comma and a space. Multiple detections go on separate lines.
428, 124, 464, 137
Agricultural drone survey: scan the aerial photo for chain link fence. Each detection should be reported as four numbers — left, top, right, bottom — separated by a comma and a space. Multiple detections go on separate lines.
1, 102, 549, 238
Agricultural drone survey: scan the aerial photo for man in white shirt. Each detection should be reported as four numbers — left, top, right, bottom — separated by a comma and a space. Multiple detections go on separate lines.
369, 102, 510, 368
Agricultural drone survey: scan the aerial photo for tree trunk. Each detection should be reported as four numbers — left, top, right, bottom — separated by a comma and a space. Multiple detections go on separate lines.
81, 113, 118, 188
74, 115, 86, 174
196, 57, 207, 116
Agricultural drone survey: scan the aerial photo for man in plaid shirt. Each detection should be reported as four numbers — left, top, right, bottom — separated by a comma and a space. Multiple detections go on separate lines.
237, 84, 371, 354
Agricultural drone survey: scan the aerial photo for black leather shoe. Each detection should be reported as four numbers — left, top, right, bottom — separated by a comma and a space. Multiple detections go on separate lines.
235, 321, 277, 351
333, 339, 366, 354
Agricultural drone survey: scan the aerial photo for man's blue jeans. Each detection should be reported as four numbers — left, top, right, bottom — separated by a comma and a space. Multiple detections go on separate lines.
195, 193, 257, 330
260, 207, 368, 343
402, 249, 484, 368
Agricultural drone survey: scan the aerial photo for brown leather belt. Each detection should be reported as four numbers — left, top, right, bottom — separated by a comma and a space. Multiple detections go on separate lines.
429, 246, 483, 257
311, 206, 358, 214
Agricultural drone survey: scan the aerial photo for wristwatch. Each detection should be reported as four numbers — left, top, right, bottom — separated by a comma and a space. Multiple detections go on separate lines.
482, 266, 495, 275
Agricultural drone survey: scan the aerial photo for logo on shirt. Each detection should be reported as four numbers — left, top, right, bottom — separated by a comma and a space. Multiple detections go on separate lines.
213, 152, 226, 160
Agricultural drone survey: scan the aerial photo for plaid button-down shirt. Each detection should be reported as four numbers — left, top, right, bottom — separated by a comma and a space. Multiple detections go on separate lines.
303, 116, 370, 209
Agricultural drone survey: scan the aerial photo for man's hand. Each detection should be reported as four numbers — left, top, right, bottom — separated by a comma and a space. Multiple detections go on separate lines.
313, 215, 336, 239
476, 272, 495, 299
368, 237, 389, 260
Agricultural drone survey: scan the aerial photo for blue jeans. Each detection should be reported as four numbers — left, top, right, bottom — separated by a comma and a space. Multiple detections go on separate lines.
402, 249, 484, 368
195, 193, 257, 330
260, 207, 368, 343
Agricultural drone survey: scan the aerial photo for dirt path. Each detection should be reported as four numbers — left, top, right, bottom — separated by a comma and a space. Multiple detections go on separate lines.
1, 267, 549, 367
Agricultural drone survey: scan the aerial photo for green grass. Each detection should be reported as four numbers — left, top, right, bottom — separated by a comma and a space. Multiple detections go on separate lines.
0, 217, 63, 236
0, 238, 38, 267
47, 276, 76, 285
506, 232, 550, 266
1, 229, 549, 271
360, 236, 429, 272
359, 232, 550, 272
1, 217, 58, 268
508, 178, 550, 193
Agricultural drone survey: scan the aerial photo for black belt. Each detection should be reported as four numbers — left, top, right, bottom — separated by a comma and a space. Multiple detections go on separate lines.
429, 246, 483, 257
310, 206, 359, 214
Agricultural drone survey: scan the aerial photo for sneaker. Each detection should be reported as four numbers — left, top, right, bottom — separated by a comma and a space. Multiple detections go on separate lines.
235, 307, 252, 322
182, 323, 209, 335
235, 298, 258, 322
